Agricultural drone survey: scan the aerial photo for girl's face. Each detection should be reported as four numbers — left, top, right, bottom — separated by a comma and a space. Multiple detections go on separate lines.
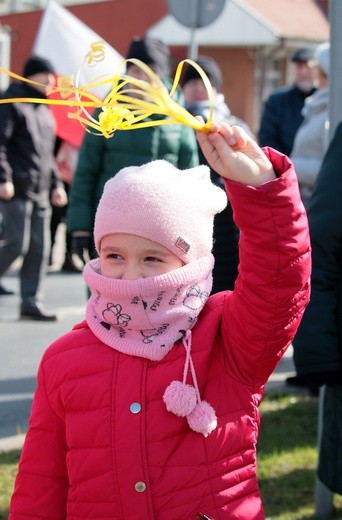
100, 233, 183, 279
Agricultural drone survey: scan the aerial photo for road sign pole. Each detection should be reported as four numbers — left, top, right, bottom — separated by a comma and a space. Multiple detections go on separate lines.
188, 0, 199, 59
168, 0, 225, 60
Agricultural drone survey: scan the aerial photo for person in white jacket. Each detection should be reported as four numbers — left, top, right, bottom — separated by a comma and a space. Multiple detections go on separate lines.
290, 42, 330, 208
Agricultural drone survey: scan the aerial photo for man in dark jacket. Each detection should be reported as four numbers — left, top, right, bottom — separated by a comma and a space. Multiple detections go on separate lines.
0, 55, 67, 320
258, 47, 316, 156
292, 122, 342, 494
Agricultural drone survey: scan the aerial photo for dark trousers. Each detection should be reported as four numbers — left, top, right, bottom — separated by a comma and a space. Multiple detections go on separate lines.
0, 198, 51, 305
50, 182, 71, 265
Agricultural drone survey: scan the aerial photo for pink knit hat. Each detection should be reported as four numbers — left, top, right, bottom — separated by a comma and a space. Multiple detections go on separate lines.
94, 159, 227, 263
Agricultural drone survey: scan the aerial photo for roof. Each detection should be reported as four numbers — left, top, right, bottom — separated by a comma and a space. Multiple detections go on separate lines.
243, 0, 329, 40
147, 0, 329, 47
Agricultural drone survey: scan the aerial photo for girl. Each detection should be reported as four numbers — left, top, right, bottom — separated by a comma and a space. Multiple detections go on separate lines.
9, 123, 311, 519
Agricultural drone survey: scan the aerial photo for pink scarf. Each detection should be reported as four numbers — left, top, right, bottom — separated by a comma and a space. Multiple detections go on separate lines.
83, 255, 214, 361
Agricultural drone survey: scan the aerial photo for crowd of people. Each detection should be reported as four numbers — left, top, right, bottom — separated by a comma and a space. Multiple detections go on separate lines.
1, 35, 341, 516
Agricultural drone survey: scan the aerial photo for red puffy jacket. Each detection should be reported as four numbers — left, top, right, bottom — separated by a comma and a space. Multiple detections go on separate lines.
9, 149, 311, 519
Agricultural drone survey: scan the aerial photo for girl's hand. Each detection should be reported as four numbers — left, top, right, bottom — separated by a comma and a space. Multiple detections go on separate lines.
196, 122, 276, 187
51, 187, 68, 207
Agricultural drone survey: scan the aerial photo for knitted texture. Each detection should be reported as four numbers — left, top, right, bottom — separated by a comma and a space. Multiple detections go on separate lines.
83, 255, 214, 361
94, 160, 227, 263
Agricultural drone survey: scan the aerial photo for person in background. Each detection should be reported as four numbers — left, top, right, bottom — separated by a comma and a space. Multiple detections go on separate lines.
258, 47, 316, 155
49, 137, 79, 272
292, 121, 342, 495
0, 56, 67, 320
286, 42, 330, 391
181, 55, 254, 292
290, 42, 330, 208
67, 37, 199, 267
9, 123, 310, 519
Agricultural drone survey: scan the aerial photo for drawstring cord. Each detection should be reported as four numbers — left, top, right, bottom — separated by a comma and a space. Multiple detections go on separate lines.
163, 330, 217, 437
182, 330, 203, 407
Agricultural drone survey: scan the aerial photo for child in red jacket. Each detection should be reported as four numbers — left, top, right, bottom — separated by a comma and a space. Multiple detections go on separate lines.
9, 123, 311, 519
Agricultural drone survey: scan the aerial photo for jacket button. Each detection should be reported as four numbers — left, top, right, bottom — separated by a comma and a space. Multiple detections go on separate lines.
134, 481, 146, 492
130, 402, 141, 414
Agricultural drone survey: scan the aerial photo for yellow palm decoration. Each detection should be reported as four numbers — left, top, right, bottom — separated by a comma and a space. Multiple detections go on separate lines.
0, 42, 214, 139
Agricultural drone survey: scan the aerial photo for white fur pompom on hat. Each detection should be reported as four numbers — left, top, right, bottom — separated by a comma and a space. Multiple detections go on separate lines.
94, 160, 227, 263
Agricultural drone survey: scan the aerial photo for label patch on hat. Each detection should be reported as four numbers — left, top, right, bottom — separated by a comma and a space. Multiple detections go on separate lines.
175, 236, 190, 254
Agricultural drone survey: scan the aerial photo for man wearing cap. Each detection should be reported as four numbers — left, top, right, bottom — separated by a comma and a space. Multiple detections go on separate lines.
290, 42, 330, 208
258, 47, 317, 156
0, 55, 67, 320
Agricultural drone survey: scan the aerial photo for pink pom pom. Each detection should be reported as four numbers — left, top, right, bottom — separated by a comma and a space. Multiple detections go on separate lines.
163, 380, 197, 417
187, 401, 217, 437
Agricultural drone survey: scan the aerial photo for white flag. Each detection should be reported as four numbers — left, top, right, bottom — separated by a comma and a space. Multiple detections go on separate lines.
33, 0, 123, 99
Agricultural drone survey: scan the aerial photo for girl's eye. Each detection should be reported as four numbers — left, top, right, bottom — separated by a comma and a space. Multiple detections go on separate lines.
145, 256, 162, 263
108, 253, 123, 260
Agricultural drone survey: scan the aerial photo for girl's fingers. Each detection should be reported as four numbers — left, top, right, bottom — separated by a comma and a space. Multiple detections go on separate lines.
216, 123, 249, 149
196, 128, 217, 159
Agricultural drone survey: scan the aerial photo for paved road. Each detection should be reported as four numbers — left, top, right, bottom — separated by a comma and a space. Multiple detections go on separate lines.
0, 264, 86, 439
0, 224, 297, 448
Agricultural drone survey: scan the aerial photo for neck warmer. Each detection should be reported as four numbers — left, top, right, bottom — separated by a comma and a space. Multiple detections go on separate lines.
83, 255, 213, 361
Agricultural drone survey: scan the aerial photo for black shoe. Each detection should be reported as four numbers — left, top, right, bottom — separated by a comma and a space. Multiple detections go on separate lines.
20, 303, 58, 322
0, 284, 14, 296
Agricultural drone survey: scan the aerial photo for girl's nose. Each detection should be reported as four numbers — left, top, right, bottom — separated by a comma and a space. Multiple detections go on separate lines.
121, 261, 141, 280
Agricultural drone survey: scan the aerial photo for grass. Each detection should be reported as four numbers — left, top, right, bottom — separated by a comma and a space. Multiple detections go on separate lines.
258, 393, 342, 519
0, 394, 341, 519
0, 449, 21, 519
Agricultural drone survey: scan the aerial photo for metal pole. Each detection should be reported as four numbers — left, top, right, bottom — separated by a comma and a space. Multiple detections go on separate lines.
187, 0, 199, 59
315, 387, 334, 519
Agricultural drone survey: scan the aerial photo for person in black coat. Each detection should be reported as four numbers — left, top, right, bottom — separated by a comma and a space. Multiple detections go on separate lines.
258, 47, 317, 156
181, 56, 255, 293
0, 56, 67, 319
292, 122, 342, 494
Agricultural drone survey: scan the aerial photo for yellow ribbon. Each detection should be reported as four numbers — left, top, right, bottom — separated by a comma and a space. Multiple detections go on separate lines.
0, 44, 214, 139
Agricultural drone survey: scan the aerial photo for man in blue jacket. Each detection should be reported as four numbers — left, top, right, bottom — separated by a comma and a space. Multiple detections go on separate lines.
258, 47, 316, 156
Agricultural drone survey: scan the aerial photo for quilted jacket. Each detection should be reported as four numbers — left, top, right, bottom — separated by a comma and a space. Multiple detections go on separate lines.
9, 148, 311, 520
